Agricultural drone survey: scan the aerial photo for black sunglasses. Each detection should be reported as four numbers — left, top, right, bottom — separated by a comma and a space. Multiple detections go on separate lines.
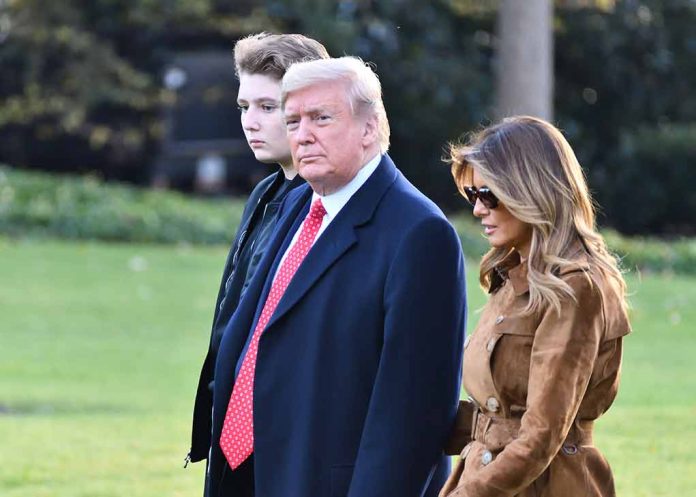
463, 186, 499, 209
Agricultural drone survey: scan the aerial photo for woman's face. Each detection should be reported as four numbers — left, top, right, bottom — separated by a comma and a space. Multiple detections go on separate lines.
471, 168, 532, 258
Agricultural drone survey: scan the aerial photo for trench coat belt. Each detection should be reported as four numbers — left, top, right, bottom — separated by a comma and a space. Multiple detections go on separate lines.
471, 408, 595, 452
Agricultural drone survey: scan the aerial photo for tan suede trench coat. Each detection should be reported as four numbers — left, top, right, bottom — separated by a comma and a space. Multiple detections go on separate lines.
441, 251, 631, 497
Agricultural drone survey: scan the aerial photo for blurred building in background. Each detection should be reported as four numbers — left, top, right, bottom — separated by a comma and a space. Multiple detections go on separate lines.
152, 51, 261, 194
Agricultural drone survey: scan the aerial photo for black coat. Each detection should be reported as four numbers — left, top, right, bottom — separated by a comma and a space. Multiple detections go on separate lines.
188, 170, 305, 464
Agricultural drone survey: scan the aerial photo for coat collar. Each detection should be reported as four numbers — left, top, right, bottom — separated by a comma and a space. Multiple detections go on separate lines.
264, 154, 398, 331
263, 169, 306, 206
489, 250, 527, 296
238, 170, 304, 236
490, 242, 591, 296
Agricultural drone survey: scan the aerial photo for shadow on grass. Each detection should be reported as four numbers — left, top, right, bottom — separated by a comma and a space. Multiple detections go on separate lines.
0, 401, 138, 416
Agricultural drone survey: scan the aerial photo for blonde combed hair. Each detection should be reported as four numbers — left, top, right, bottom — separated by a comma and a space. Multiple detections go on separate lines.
233, 32, 329, 80
281, 56, 390, 153
450, 116, 627, 316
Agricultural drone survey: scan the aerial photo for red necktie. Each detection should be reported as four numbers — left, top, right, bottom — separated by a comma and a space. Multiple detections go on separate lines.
220, 198, 327, 469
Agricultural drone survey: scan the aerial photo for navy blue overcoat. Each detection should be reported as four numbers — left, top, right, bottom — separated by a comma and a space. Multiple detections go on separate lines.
210, 155, 467, 497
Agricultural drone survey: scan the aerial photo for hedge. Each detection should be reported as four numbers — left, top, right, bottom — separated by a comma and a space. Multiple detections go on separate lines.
2, 166, 695, 274
0, 166, 244, 245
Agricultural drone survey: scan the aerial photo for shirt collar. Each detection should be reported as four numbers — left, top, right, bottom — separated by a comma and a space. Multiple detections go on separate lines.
312, 153, 382, 221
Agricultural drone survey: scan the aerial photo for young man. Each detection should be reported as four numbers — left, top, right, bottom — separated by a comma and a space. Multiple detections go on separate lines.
187, 33, 329, 482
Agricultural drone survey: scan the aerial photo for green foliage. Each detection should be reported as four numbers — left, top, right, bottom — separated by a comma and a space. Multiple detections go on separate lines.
0, 0, 271, 178
270, 0, 696, 236
2, 0, 695, 236
554, 0, 696, 235
0, 2, 159, 144
603, 124, 696, 235
3, 0, 695, 235
0, 166, 244, 244
604, 230, 696, 275
270, 0, 495, 211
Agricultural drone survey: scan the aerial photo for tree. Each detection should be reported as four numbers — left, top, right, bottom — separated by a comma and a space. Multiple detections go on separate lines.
268, 0, 495, 210
0, 0, 269, 179
495, 0, 554, 120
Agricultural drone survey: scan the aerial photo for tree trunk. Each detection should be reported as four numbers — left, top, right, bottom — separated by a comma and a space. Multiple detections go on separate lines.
495, 0, 553, 120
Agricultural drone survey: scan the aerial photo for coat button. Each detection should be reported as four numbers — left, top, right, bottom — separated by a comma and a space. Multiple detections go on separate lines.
481, 450, 493, 465
495, 315, 505, 325
464, 335, 471, 349
486, 337, 496, 352
486, 397, 500, 412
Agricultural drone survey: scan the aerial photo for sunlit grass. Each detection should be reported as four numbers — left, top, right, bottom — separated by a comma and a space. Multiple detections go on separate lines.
0, 238, 693, 496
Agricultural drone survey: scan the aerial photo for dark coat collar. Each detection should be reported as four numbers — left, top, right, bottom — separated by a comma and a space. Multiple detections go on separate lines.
263, 154, 398, 331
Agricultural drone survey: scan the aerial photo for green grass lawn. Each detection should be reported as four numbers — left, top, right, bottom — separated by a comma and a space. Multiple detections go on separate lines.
0, 238, 694, 496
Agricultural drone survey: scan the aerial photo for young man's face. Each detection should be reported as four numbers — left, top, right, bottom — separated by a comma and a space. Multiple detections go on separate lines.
237, 72, 292, 168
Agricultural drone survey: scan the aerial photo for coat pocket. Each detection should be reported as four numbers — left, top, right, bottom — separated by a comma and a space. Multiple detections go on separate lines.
488, 324, 536, 395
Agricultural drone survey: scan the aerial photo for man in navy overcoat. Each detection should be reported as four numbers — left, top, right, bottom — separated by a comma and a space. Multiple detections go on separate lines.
209, 56, 467, 497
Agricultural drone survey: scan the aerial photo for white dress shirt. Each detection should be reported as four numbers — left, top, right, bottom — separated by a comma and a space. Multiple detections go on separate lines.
272, 153, 382, 280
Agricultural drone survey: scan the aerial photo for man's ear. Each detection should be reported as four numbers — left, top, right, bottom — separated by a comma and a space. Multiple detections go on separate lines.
361, 114, 379, 148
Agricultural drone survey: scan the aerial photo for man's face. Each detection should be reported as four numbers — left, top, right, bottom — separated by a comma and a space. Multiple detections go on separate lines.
237, 72, 292, 167
283, 80, 376, 196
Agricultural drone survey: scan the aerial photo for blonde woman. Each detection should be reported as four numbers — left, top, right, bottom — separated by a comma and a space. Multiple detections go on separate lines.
441, 116, 631, 497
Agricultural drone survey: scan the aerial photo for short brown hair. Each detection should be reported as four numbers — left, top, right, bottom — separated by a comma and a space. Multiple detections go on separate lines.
234, 33, 329, 80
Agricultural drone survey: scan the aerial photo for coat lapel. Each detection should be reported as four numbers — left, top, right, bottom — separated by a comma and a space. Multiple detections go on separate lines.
265, 155, 398, 331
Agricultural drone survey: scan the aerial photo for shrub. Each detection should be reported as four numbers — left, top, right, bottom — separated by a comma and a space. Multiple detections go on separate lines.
600, 124, 696, 235
0, 166, 243, 244
2, 166, 695, 275
554, 3, 696, 235
603, 230, 696, 275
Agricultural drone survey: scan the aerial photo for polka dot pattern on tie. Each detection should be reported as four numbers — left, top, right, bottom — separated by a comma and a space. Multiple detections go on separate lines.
220, 199, 327, 469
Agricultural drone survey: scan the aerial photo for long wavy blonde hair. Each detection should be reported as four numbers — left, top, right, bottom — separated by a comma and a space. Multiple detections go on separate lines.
450, 116, 626, 315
